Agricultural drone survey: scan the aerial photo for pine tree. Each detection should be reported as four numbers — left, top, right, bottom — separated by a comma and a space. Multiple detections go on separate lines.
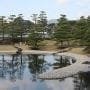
54, 14, 72, 48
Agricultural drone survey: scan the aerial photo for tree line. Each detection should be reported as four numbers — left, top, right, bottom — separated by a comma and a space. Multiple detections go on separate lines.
0, 11, 90, 52
54, 14, 90, 52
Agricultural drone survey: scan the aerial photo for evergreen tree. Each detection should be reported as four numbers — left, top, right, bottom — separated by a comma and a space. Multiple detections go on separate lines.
27, 30, 42, 49
13, 14, 25, 42
0, 16, 6, 41
8, 15, 16, 42
83, 16, 90, 52
54, 14, 72, 48
38, 11, 47, 39
27, 13, 43, 49
74, 16, 87, 42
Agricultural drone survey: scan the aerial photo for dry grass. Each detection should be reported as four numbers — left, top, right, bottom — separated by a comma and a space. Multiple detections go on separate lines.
0, 40, 89, 55
0, 44, 29, 51
40, 40, 58, 51
0, 45, 16, 51
68, 47, 85, 54
39, 40, 87, 55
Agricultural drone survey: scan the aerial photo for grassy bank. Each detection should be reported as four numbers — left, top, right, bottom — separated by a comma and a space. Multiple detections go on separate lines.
0, 40, 89, 55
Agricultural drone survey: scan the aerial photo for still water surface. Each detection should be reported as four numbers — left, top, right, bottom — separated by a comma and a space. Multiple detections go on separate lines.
0, 54, 89, 90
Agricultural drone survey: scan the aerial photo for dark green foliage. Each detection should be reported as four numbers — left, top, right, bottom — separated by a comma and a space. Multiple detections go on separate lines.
54, 14, 72, 48
74, 16, 90, 50
37, 11, 47, 39
27, 31, 42, 49
74, 16, 87, 40
26, 11, 47, 49
0, 14, 34, 43
83, 16, 90, 46
0, 13, 90, 53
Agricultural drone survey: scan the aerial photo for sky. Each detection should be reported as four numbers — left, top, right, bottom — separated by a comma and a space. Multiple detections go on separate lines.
0, 0, 90, 20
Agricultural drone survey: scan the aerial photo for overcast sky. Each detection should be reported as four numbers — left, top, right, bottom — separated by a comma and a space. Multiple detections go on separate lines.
0, 0, 90, 20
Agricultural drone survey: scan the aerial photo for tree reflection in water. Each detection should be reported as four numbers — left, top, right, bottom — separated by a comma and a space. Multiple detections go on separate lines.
0, 54, 25, 82
0, 54, 49, 82
0, 54, 89, 90
53, 55, 75, 69
74, 72, 90, 90
28, 54, 49, 81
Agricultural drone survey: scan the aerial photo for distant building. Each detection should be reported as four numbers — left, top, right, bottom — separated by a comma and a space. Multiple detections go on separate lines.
47, 19, 58, 24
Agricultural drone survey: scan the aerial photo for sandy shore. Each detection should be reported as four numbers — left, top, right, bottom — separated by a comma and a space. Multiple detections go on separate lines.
0, 44, 89, 55
0, 44, 56, 54
0, 44, 29, 51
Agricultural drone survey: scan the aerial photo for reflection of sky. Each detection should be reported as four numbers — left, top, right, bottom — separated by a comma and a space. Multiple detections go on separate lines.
0, 54, 87, 90
0, 80, 32, 90
0, 72, 74, 90
0, 79, 51, 90
45, 78, 74, 90
44, 55, 56, 64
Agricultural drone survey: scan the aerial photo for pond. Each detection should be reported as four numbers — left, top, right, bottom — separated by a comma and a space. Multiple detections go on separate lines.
0, 54, 90, 90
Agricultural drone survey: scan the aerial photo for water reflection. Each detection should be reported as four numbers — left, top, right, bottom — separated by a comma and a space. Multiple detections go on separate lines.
0, 54, 25, 81
0, 54, 49, 82
0, 54, 89, 90
28, 54, 49, 81
74, 72, 90, 90
53, 55, 76, 69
